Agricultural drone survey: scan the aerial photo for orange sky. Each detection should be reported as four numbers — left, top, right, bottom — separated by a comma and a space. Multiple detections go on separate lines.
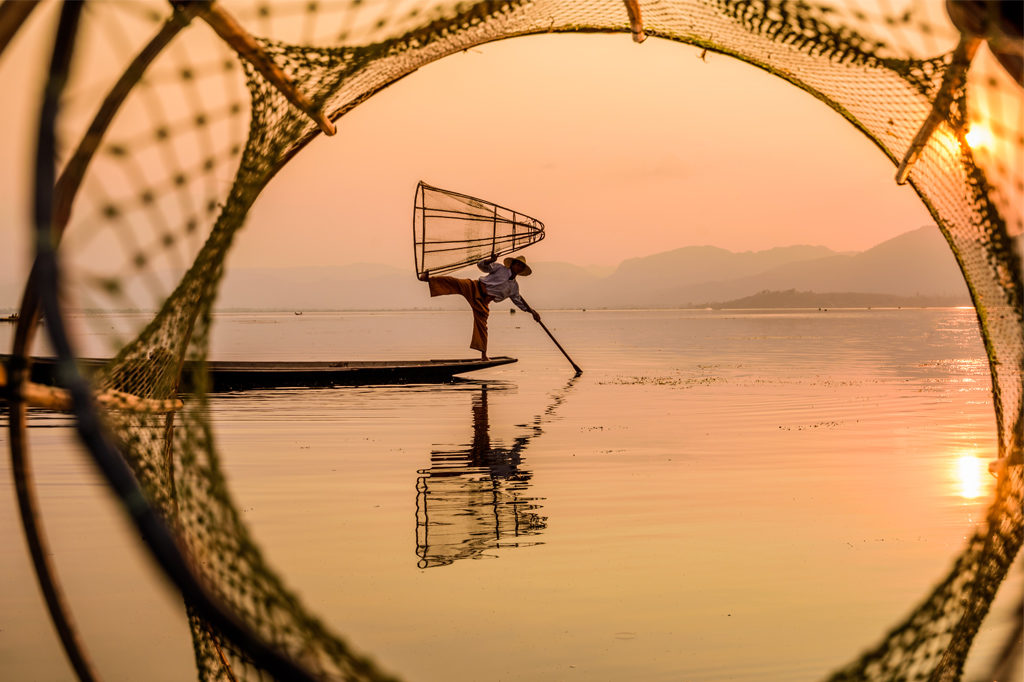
228, 34, 936, 271
1, 15, 937, 288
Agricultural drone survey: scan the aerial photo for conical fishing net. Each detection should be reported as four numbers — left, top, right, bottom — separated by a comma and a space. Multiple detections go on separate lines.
413, 181, 545, 278
3, 0, 1021, 680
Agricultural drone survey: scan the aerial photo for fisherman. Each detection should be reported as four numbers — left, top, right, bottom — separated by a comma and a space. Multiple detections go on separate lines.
419, 254, 541, 360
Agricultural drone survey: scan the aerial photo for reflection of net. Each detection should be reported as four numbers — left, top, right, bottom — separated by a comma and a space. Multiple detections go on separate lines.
10, 0, 1022, 680
415, 460, 546, 568
413, 182, 545, 278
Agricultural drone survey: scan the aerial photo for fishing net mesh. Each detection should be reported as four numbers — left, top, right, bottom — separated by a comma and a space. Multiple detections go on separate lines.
10, 0, 1022, 679
413, 182, 545, 277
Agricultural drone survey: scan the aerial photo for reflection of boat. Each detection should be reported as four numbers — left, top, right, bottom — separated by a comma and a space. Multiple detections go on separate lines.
1, 355, 517, 391
415, 384, 546, 568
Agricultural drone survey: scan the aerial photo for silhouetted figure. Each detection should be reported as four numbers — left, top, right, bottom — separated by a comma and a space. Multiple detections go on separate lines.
420, 255, 540, 360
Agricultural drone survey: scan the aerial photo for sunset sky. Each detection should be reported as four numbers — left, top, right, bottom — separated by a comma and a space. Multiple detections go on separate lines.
0, 12, 938, 291
0, 8, 1008, 681
235, 34, 937, 269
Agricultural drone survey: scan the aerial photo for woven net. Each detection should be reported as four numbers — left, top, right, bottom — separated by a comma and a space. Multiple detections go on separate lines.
413, 181, 545, 277
7, 0, 1022, 680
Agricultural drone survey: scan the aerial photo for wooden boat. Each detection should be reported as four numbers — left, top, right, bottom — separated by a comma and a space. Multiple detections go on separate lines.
2, 355, 517, 391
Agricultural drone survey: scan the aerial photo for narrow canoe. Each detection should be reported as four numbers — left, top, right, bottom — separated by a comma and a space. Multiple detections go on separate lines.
2, 355, 517, 391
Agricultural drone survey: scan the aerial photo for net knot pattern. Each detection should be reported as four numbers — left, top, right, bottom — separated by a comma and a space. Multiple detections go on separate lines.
11, 0, 1023, 680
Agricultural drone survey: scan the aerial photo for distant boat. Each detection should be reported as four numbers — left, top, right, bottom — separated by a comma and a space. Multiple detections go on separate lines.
294, 311, 303, 315
1, 313, 19, 323
510, 308, 516, 314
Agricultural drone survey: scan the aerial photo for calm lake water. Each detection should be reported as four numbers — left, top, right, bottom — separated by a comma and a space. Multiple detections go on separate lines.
1, 308, 1020, 681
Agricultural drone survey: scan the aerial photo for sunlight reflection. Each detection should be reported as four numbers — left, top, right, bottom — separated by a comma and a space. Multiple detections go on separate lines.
954, 454, 987, 499
964, 125, 994, 150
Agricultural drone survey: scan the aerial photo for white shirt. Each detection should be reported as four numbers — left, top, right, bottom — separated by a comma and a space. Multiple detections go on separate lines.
477, 259, 530, 311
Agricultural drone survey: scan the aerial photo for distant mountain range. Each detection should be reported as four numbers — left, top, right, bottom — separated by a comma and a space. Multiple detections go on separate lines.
0, 226, 972, 312
213, 226, 970, 310
706, 289, 966, 309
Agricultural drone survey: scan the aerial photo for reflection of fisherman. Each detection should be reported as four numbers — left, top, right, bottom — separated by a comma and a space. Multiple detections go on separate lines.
416, 384, 546, 568
419, 255, 540, 360
463, 384, 525, 479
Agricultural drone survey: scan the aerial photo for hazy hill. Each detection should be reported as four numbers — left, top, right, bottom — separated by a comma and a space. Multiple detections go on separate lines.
217, 260, 613, 310
551, 244, 839, 308
604, 227, 964, 308
81, 226, 968, 311
217, 264, 426, 310
518, 261, 603, 307
608, 244, 838, 291
0, 226, 978, 313
704, 227, 968, 300
708, 289, 967, 309
525, 226, 968, 309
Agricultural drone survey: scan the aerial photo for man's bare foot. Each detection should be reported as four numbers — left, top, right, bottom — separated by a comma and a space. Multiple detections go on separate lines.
480, 353, 489, 361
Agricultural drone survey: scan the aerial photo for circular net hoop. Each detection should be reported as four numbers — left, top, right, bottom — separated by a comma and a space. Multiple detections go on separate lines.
6, 1, 1022, 681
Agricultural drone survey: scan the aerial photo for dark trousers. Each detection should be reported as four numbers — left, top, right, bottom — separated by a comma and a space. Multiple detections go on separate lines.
428, 276, 492, 353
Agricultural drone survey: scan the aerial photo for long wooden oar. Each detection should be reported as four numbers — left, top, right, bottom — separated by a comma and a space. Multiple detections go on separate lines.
521, 297, 582, 375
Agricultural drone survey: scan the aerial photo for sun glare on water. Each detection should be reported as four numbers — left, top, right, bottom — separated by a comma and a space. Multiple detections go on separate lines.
954, 454, 987, 500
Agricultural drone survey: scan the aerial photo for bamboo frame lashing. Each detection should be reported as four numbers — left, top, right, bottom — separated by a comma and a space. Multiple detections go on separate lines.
95, 389, 184, 414
623, 0, 645, 44
205, 620, 242, 682
28, 383, 182, 413
895, 35, 981, 185
1, 365, 183, 413
174, 0, 336, 136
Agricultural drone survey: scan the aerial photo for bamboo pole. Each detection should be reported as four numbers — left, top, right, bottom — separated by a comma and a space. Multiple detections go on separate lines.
1, 366, 184, 413
7, 7, 104, 681
535, 317, 583, 375
520, 297, 582, 375
895, 35, 980, 185
623, 0, 646, 43
8, 6, 100, 681
0, 0, 39, 59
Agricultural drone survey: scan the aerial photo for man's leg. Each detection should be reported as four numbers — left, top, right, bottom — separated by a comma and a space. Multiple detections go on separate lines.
426, 276, 490, 358
427, 275, 474, 298
469, 301, 490, 360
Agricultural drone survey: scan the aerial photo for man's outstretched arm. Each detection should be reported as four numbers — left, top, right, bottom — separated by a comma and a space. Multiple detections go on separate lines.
510, 293, 541, 321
